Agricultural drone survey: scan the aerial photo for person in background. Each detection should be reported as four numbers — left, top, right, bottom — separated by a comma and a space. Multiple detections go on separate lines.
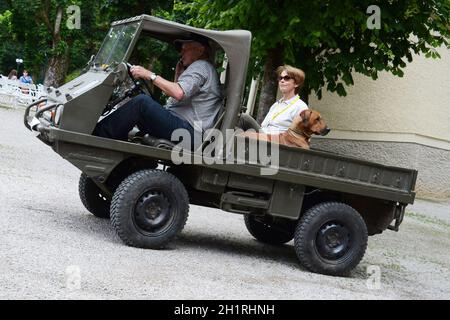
19, 70, 33, 84
8, 69, 18, 80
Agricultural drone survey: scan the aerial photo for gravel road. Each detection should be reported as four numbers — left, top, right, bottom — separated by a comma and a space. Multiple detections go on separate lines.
1, 105, 449, 300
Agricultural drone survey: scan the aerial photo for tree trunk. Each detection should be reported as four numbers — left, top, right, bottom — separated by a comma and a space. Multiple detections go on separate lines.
300, 83, 309, 105
256, 45, 284, 123
44, 54, 69, 87
43, 6, 69, 87
297, 47, 313, 106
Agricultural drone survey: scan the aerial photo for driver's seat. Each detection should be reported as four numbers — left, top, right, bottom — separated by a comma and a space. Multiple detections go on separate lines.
127, 128, 175, 149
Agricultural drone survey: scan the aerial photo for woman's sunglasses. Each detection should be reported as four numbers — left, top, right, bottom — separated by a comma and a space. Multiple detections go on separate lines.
278, 75, 292, 81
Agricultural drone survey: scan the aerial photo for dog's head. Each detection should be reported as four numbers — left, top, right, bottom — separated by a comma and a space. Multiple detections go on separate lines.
296, 109, 330, 136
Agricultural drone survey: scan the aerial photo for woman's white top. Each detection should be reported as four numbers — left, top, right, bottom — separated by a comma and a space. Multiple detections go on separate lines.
260, 95, 308, 134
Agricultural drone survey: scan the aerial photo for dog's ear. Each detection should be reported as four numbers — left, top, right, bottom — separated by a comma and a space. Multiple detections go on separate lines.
300, 109, 311, 126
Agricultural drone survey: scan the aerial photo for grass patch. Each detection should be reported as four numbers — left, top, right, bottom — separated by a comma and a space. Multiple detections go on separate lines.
415, 197, 450, 204
0, 144, 13, 150
0, 104, 13, 110
405, 211, 450, 230
384, 263, 405, 272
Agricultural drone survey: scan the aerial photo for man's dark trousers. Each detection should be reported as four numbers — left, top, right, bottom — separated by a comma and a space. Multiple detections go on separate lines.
93, 94, 195, 145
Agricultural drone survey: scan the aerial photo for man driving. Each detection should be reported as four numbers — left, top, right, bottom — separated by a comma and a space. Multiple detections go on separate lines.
93, 35, 222, 149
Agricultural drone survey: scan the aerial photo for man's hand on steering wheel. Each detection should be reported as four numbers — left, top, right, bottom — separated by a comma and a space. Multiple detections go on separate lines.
126, 64, 154, 98
130, 65, 152, 80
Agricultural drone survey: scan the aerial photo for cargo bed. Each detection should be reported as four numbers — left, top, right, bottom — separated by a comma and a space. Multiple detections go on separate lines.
47, 127, 417, 205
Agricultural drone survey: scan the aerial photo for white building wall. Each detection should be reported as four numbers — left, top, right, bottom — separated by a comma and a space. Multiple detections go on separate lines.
308, 45, 450, 200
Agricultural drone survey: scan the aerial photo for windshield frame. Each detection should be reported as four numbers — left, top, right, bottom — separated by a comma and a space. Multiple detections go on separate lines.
93, 21, 143, 70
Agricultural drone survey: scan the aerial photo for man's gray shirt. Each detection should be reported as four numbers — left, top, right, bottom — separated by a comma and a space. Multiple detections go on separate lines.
166, 59, 222, 133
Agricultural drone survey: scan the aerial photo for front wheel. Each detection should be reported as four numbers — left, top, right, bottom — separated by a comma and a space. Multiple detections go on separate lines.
78, 173, 111, 218
110, 169, 189, 249
294, 202, 368, 276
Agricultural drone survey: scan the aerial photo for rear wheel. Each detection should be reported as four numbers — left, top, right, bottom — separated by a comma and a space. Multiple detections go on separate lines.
110, 169, 189, 249
244, 214, 294, 245
78, 173, 111, 218
294, 202, 368, 276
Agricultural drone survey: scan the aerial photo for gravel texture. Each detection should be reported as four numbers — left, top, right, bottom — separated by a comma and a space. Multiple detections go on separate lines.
1, 105, 449, 299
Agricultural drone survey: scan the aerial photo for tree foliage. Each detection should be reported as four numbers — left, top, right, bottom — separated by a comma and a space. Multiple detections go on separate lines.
178, 0, 449, 120
0, 0, 448, 119
0, 0, 172, 85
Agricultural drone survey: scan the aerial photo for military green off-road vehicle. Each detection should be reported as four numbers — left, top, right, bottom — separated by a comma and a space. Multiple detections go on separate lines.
24, 15, 417, 276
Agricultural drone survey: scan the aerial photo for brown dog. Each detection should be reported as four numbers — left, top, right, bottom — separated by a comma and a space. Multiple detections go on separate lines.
241, 109, 330, 149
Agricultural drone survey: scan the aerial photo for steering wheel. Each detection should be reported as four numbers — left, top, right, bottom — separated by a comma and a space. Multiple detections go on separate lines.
126, 62, 154, 99
101, 62, 155, 116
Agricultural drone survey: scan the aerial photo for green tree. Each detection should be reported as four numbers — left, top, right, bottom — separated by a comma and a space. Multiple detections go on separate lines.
180, 0, 449, 122
99, 0, 173, 22
0, 0, 173, 86
2, 0, 99, 85
0, 9, 19, 76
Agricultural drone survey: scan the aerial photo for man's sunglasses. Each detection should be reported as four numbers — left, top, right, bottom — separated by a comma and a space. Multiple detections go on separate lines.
278, 75, 292, 81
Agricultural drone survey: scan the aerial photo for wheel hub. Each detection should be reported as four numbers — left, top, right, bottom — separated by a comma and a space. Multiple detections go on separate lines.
134, 191, 171, 232
316, 222, 351, 260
